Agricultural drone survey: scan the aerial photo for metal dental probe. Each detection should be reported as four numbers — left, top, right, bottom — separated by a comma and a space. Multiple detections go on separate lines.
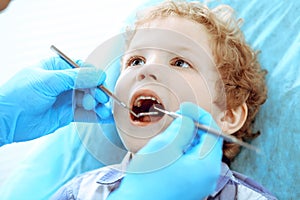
153, 105, 260, 153
50, 45, 158, 118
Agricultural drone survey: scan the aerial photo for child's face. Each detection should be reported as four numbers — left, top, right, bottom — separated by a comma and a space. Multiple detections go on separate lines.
113, 16, 224, 153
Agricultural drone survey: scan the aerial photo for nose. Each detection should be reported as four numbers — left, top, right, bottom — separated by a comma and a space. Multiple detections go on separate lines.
136, 64, 158, 81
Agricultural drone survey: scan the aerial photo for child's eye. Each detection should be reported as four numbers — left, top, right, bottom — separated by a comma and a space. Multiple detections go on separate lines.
126, 56, 146, 67
170, 58, 192, 68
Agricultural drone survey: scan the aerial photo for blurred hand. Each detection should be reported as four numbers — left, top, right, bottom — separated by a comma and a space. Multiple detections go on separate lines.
0, 57, 112, 145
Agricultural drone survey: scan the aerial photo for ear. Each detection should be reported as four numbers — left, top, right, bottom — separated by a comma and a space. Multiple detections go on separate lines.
217, 102, 248, 134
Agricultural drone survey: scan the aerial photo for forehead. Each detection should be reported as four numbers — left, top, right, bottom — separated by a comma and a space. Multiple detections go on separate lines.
126, 16, 215, 64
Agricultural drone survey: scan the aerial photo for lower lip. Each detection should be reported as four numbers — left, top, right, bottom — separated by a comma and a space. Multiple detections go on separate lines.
130, 114, 164, 126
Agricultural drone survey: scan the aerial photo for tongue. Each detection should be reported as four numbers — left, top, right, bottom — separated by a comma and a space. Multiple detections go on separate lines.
140, 115, 151, 122
138, 104, 165, 123
140, 99, 155, 113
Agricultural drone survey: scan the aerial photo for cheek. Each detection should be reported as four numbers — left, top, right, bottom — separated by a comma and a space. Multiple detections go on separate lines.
172, 72, 214, 112
187, 74, 224, 121
113, 70, 136, 108
192, 79, 214, 111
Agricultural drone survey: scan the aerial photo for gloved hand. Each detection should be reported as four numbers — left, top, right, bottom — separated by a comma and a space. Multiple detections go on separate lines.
108, 102, 223, 200
0, 57, 112, 146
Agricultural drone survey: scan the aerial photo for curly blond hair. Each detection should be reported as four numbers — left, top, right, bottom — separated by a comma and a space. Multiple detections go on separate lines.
130, 0, 267, 162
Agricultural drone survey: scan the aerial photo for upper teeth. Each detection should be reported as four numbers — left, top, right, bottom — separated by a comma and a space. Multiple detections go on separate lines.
134, 96, 161, 107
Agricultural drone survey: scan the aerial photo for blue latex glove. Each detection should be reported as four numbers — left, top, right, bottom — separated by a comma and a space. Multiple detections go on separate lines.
108, 102, 223, 200
0, 57, 112, 146
0, 122, 125, 200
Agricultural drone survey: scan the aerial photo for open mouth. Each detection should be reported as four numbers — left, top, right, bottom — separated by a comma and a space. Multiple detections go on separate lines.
130, 91, 165, 125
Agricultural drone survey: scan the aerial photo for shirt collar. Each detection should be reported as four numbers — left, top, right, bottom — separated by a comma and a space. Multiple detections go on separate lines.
96, 154, 232, 197
209, 162, 233, 197
96, 153, 132, 185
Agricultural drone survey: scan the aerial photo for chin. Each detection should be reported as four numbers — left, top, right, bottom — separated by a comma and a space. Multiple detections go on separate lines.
124, 139, 149, 154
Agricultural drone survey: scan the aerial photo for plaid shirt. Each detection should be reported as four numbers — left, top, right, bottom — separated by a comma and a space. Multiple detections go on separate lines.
52, 154, 277, 200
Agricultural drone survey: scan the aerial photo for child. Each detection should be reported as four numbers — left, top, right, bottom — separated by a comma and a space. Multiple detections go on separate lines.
53, 1, 276, 199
